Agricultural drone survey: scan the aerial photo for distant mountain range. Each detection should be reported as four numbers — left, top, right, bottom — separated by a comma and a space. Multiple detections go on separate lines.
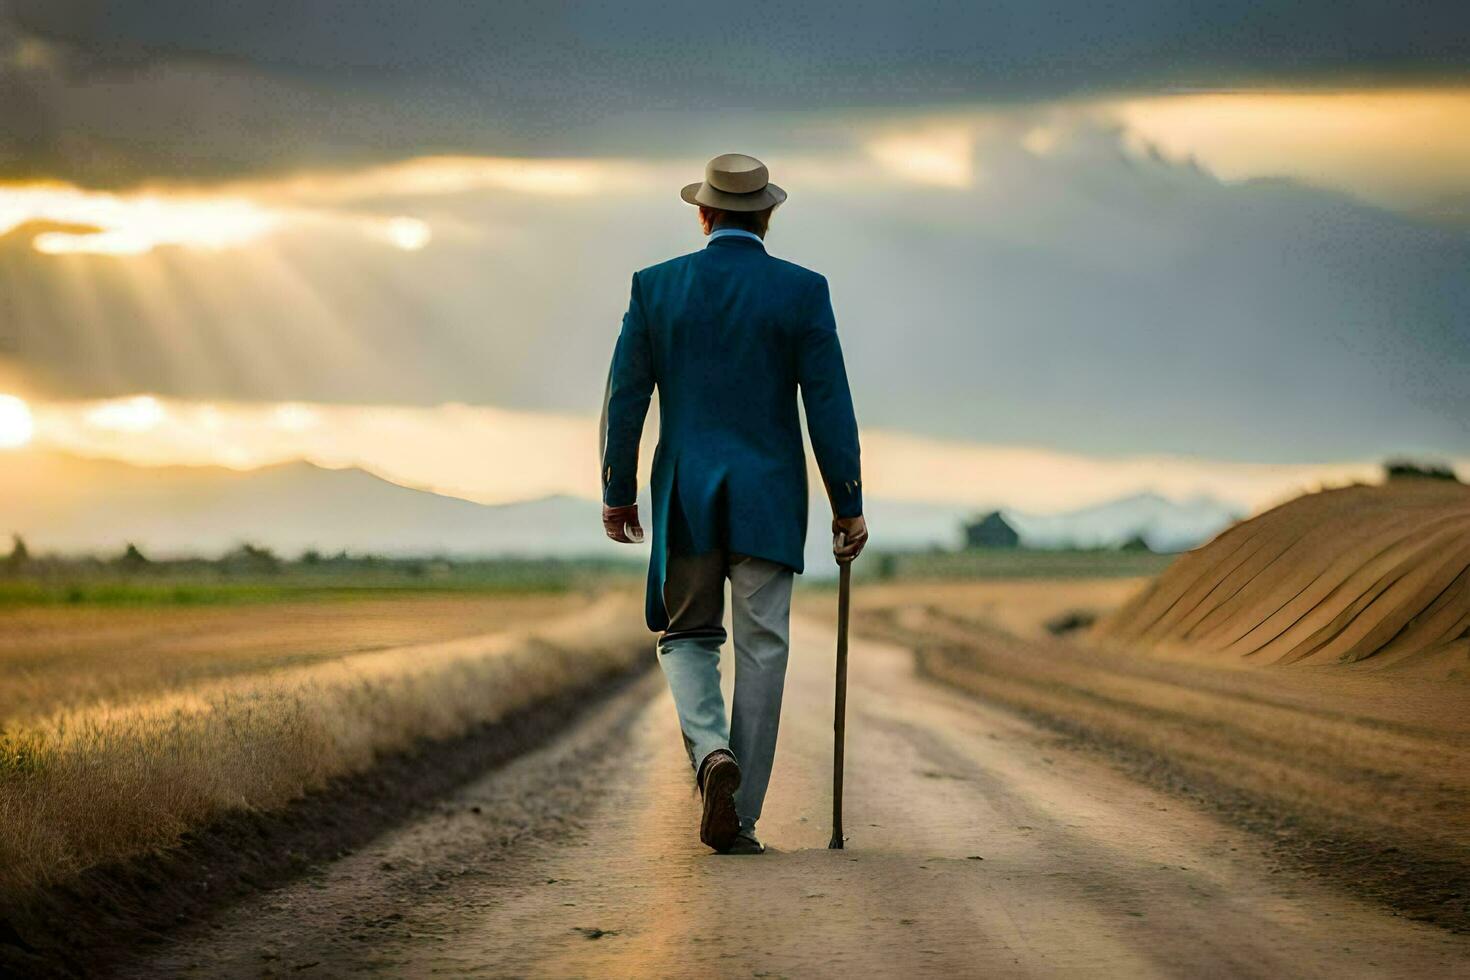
0, 451, 620, 559
861, 493, 1241, 557
1002, 493, 1244, 553
0, 451, 1242, 560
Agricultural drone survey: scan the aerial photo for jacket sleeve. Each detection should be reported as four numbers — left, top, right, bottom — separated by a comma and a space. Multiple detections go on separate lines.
599, 272, 654, 507
797, 274, 863, 519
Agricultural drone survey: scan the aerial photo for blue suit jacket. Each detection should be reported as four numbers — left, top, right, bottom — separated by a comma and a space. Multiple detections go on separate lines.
601, 235, 863, 631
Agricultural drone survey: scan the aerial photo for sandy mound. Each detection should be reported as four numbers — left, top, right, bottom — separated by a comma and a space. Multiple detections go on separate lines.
1095, 481, 1470, 674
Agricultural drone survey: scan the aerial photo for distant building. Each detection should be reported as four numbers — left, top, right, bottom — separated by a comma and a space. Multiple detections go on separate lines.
964, 511, 1020, 550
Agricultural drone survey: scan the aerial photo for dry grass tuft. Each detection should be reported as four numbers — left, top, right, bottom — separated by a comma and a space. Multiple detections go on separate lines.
0, 595, 647, 900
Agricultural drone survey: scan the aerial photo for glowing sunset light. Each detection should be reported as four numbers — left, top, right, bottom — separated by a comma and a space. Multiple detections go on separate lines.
0, 157, 641, 260
0, 395, 35, 449
28, 396, 599, 503
22, 395, 1462, 517
382, 216, 432, 251
1110, 87, 1470, 209
272, 404, 321, 432
864, 126, 975, 188
1021, 126, 1061, 157
252, 155, 637, 203
0, 185, 280, 256
85, 395, 166, 433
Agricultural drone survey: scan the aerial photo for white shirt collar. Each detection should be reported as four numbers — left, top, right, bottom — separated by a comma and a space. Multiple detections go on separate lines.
708, 228, 764, 245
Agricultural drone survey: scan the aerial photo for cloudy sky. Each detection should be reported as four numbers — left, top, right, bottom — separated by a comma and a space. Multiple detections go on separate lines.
1, 1, 1467, 518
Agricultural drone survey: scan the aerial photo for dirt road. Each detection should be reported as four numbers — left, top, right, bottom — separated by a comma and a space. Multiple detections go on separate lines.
125, 615, 1469, 978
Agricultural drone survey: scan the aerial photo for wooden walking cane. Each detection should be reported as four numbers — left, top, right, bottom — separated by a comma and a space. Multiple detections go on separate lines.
829, 544, 853, 850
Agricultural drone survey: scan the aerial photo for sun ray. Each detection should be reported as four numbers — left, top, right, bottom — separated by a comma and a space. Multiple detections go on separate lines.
228, 237, 389, 400
0, 394, 34, 448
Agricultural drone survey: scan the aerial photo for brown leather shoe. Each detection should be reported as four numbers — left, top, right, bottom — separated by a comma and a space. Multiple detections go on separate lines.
697, 750, 742, 853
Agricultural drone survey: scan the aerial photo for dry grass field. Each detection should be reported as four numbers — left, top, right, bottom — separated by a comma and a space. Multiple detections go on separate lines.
0, 589, 646, 902
0, 591, 587, 720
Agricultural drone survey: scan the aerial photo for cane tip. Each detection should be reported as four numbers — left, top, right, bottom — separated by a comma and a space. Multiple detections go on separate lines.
828, 837, 844, 850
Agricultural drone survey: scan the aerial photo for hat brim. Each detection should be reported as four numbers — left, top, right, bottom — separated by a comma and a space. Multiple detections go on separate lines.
681, 181, 787, 212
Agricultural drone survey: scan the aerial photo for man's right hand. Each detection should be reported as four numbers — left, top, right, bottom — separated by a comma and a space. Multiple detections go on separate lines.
832, 514, 868, 563
603, 503, 645, 544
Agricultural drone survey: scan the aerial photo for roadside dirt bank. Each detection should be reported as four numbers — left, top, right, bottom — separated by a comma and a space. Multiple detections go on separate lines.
853, 602, 1470, 934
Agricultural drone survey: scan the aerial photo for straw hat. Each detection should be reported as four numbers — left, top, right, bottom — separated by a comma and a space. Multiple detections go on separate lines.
681, 153, 787, 212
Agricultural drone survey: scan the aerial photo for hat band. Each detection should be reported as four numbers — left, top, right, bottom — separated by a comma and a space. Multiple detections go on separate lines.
708, 183, 767, 196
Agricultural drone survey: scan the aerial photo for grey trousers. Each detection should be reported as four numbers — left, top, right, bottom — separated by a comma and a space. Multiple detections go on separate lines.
658, 550, 794, 832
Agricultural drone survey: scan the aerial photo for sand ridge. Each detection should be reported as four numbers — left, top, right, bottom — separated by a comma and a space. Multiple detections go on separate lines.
1097, 481, 1470, 677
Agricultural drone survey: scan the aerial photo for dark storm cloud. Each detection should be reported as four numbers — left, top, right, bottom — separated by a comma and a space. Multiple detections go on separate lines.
3, 0, 1468, 184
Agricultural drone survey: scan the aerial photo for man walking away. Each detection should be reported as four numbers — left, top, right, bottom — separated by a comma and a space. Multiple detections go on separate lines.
601, 153, 868, 854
